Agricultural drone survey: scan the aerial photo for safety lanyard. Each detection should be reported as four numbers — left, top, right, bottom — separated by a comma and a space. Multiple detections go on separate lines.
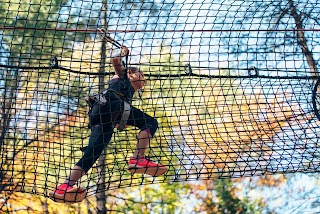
97, 28, 128, 79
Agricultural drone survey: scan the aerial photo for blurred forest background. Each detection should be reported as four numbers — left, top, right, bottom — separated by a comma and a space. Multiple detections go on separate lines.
0, 0, 319, 213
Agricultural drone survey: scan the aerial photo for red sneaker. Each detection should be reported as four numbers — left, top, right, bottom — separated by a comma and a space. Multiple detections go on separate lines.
49, 183, 86, 204
128, 157, 164, 168
52, 183, 74, 195
128, 157, 168, 177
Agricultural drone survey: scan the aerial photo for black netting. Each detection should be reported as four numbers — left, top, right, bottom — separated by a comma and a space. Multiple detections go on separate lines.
0, 0, 319, 202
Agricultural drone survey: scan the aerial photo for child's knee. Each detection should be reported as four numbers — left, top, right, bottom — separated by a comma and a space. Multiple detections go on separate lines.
140, 119, 158, 137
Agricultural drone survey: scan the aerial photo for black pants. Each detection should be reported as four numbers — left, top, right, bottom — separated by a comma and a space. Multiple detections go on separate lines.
76, 94, 158, 172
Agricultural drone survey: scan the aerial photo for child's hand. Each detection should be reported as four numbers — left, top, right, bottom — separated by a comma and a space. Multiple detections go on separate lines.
121, 46, 129, 56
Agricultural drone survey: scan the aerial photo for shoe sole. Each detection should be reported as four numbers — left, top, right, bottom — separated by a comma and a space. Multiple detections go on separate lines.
49, 187, 86, 204
128, 166, 168, 177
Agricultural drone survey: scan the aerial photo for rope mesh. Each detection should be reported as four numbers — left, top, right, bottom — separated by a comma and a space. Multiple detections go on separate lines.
0, 0, 319, 199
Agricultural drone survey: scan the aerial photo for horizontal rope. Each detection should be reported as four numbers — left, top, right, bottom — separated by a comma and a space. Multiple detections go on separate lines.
1, 26, 320, 33
1, 63, 319, 79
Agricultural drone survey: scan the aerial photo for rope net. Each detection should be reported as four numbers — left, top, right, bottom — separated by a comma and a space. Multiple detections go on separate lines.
0, 0, 319, 200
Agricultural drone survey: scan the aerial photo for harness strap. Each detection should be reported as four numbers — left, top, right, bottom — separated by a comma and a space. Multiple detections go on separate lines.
87, 89, 131, 131
117, 100, 130, 131
105, 89, 131, 131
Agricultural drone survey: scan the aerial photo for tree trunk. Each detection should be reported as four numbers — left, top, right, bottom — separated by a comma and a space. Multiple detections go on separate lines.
96, 0, 107, 213
288, 0, 318, 76
41, 197, 49, 214
0, 66, 20, 191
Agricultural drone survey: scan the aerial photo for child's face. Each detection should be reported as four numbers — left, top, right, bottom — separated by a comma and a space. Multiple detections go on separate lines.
129, 70, 146, 90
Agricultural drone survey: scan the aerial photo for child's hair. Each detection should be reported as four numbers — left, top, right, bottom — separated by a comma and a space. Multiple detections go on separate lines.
128, 67, 140, 74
